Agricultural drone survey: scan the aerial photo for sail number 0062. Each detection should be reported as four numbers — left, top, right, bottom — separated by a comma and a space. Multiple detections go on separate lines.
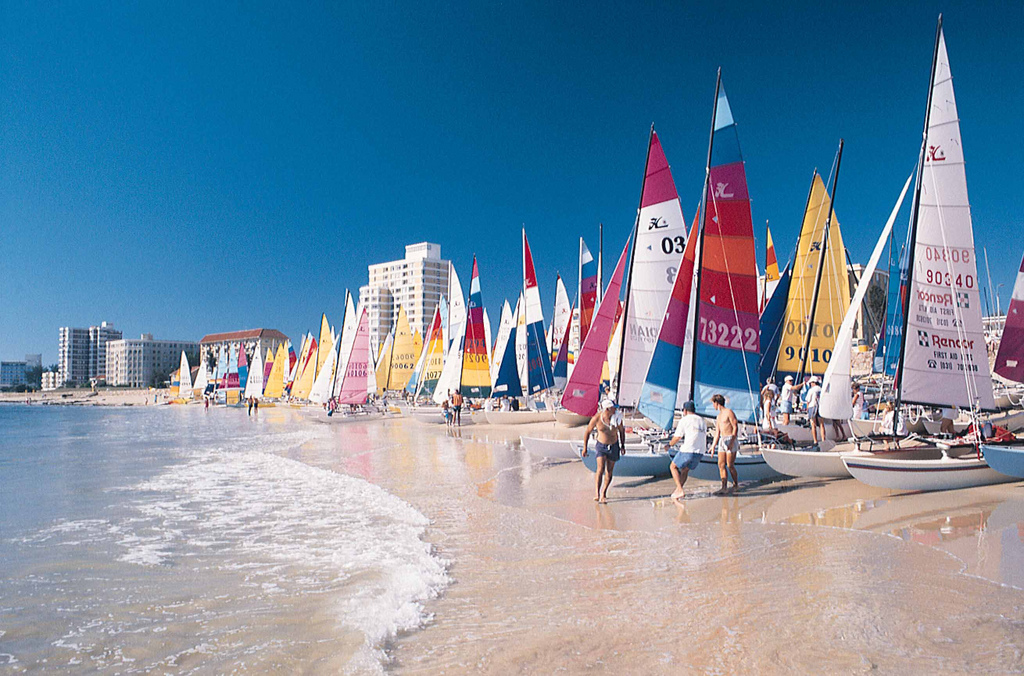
699, 317, 757, 351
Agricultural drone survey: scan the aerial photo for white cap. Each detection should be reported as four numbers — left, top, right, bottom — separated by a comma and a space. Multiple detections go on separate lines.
601, 399, 616, 410
810, 376, 820, 383
784, 375, 794, 381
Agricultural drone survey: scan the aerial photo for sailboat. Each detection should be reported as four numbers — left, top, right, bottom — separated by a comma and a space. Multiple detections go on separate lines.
263, 343, 289, 400
193, 352, 210, 398
983, 251, 1024, 478
176, 351, 193, 402
491, 299, 523, 399
549, 274, 571, 389
374, 329, 394, 395
762, 174, 914, 477
760, 224, 781, 312
244, 344, 265, 401
320, 306, 383, 423
843, 18, 1015, 491
579, 238, 599, 347
489, 300, 514, 392
522, 230, 555, 397
460, 256, 491, 399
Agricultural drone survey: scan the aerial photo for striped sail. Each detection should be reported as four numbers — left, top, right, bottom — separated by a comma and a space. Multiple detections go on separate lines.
994, 252, 1024, 384
244, 344, 264, 399
483, 308, 493, 365
337, 308, 371, 405
415, 305, 445, 398
332, 292, 358, 398
761, 224, 781, 311
262, 347, 273, 387
489, 300, 514, 392
492, 301, 523, 398
618, 131, 689, 407
461, 257, 491, 397
523, 231, 554, 395
875, 236, 909, 376
561, 237, 630, 416
215, 345, 227, 389
693, 81, 760, 423
637, 230, 699, 430
821, 175, 913, 418
899, 27, 994, 410
226, 344, 239, 389
579, 239, 598, 345
286, 336, 305, 394
406, 302, 432, 396
775, 173, 850, 380
291, 336, 318, 400
237, 345, 249, 392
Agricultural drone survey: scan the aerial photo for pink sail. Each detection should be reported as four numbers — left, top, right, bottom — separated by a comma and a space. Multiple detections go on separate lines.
994, 251, 1024, 384
337, 307, 371, 405
560, 237, 631, 416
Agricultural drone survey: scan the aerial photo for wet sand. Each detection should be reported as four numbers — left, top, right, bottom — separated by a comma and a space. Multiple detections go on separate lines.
279, 412, 1024, 674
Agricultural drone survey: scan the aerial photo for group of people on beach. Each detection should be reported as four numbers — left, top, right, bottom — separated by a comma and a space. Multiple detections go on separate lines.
440, 390, 464, 426
582, 394, 740, 504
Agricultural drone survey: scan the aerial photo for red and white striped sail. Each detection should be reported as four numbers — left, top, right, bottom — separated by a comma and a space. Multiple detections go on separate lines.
617, 131, 688, 407
900, 28, 994, 410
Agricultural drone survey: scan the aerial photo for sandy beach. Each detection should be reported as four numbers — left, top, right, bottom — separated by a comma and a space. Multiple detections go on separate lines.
271, 410, 1024, 674
0, 388, 168, 407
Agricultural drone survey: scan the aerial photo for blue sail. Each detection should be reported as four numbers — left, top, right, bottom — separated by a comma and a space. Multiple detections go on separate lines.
758, 264, 792, 386
492, 322, 523, 397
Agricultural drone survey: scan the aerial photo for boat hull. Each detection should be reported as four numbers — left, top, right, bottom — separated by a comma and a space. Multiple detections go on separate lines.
520, 436, 580, 460
316, 411, 385, 424
981, 444, 1024, 479
581, 450, 672, 477
843, 453, 1017, 491
484, 410, 556, 425
687, 452, 784, 483
554, 410, 591, 427
760, 446, 851, 478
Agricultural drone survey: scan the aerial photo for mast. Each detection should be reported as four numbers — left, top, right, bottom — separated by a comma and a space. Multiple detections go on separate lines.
796, 139, 844, 382
598, 222, 604, 305
895, 15, 943, 410
687, 68, 723, 402
612, 123, 655, 404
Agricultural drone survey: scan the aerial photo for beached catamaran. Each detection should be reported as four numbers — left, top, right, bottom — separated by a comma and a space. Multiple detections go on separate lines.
460, 257, 491, 399
522, 231, 554, 396
548, 274, 571, 389
244, 344, 265, 400
615, 129, 689, 409
842, 18, 1014, 491
491, 299, 523, 399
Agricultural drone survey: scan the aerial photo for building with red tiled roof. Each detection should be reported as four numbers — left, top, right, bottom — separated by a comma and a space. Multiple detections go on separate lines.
199, 329, 289, 364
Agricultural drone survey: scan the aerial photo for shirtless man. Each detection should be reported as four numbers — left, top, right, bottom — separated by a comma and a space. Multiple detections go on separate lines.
582, 399, 626, 504
451, 390, 463, 427
709, 394, 739, 495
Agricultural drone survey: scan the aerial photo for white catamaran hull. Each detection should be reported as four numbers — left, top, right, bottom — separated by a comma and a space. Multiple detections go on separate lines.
687, 452, 785, 484
760, 446, 851, 478
554, 410, 591, 427
484, 410, 556, 425
843, 454, 1017, 492
981, 444, 1024, 479
520, 436, 580, 460
316, 411, 386, 424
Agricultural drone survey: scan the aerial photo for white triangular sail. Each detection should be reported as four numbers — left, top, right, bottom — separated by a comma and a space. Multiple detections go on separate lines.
178, 351, 193, 400
309, 340, 338, 404
447, 263, 466, 351
244, 344, 265, 399
900, 28, 995, 410
432, 335, 464, 405
514, 293, 528, 395
332, 293, 358, 398
490, 300, 514, 388
549, 275, 571, 364
193, 353, 209, 395
821, 174, 913, 419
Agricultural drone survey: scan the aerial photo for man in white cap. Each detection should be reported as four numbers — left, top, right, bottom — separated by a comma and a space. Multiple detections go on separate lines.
779, 375, 796, 425
667, 401, 706, 501
805, 376, 825, 443
582, 398, 626, 504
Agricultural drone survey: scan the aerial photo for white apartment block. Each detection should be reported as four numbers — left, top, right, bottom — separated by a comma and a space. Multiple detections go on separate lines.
359, 242, 449, 353
58, 321, 122, 386
199, 328, 289, 365
41, 371, 60, 391
106, 334, 199, 388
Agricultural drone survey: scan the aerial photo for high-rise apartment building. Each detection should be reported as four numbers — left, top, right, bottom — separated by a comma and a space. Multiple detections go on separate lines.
106, 334, 200, 388
359, 243, 449, 354
58, 321, 122, 386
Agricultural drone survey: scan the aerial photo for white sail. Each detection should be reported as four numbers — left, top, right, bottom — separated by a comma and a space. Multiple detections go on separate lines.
484, 307, 493, 363
490, 300, 514, 388
308, 340, 338, 404
514, 293, 528, 395
550, 276, 571, 362
447, 263, 466, 351
901, 28, 995, 410
568, 306, 580, 379
178, 351, 192, 400
244, 344, 265, 399
432, 335, 464, 404
821, 174, 913, 419
617, 132, 689, 407
193, 352, 209, 395
332, 292, 358, 398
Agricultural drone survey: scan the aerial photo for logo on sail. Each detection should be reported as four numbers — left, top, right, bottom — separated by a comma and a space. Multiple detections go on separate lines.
918, 330, 930, 347
714, 182, 734, 198
927, 145, 946, 162
648, 216, 668, 230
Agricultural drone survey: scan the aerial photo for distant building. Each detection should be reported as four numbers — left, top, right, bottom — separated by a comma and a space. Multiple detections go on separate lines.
359, 242, 449, 354
106, 334, 200, 388
0, 361, 27, 388
58, 321, 122, 386
848, 264, 889, 346
41, 371, 60, 391
24, 354, 41, 370
199, 329, 289, 366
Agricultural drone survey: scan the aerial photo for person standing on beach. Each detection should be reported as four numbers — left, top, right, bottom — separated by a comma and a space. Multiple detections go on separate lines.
451, 390, 463, 427
582, 399, 626, 504
805, 376, 825, 442
851, 383, 866, 420
253, 398, 259, 414
779, 375, 796, 425
442, 397, 451, 426
709, 394, 739, 495
667, 401, 706, 501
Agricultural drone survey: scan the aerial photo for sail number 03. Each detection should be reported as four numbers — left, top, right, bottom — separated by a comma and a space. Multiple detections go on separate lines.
661, 236, 685, 254
699, 317, 758, 351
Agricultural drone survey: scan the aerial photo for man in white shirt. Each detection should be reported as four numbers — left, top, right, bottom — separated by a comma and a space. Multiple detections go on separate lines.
780, 375, 796, 425
805, 376, 825, 443
667, 401, 707, 501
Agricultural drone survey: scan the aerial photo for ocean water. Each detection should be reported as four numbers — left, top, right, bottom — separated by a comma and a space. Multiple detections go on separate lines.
0, 405, 448, 673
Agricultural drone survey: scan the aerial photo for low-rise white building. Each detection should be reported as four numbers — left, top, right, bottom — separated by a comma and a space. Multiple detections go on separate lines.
41, 371, 60, 391
106, 334, 199, 388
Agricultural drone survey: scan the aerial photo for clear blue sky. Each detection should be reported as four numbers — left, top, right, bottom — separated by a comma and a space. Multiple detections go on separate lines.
2, 2, 1022, 364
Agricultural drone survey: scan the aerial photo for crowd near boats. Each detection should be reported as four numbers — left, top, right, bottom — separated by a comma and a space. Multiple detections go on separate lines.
170, 18, 1024, 494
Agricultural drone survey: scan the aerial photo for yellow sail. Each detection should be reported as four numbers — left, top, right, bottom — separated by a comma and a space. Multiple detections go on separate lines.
315, 313, 332, 378
776, 172, 851, 379
291, 335, 319, 400
765, 226, 780, 282
264, 343, 288, 398
386, 306, 418, 390
375, 331, 394, 394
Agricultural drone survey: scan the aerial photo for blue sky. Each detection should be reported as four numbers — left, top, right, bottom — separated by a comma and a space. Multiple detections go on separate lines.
2, 2, 1022, 364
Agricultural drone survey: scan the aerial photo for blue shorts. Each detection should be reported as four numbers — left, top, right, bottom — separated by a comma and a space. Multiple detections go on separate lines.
672, 451, 702, 471
594, 441, 621, 462
781, 401, 793, 414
